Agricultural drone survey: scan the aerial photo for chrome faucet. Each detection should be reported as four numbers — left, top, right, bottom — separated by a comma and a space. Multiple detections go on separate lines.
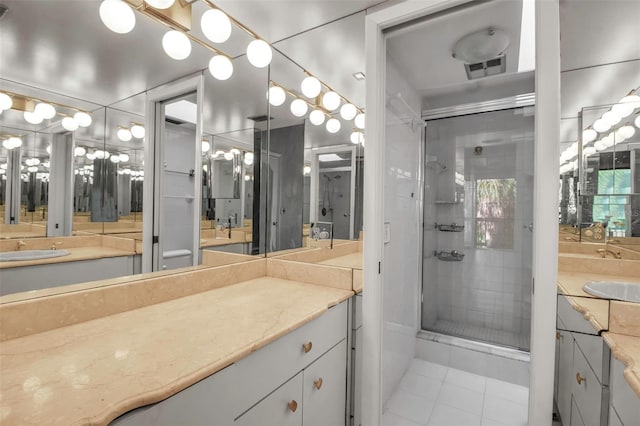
596, 248, 622, 259
51, 242, 63, 251
15, 240, 26, 251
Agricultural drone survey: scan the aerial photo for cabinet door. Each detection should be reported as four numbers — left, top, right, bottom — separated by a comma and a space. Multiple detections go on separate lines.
303, 340, 347, 426
570, 397, 586, 426
556, 330, 574, 426
235, 372, 303, 426
353, 328, 363, 426
572, 342, 605, 426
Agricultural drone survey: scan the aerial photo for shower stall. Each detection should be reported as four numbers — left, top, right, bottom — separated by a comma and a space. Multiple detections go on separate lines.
421, 106, 535, 352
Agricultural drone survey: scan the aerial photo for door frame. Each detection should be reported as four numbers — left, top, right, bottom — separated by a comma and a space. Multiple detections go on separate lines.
364, 1, 560, 425
142, 72, 204, 273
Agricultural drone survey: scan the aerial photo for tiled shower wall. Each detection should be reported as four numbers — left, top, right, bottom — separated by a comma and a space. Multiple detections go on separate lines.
422, 110, 534, 349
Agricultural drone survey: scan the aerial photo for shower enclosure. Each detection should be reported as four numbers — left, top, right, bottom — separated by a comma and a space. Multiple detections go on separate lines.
422, 106, 534, 351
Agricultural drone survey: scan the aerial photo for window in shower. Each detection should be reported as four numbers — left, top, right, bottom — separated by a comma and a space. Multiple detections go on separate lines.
475, 178, 516, 249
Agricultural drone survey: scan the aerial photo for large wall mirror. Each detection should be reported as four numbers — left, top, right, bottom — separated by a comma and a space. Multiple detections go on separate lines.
0, 1, 367, 299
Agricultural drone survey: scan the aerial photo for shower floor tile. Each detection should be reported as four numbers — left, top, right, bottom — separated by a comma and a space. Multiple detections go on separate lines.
383, 359, 529, 426
429, 319, 529, 350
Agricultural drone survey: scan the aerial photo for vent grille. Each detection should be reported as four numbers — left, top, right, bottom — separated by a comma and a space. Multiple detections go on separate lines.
464, 55, 506, 80
247, 115, 273, 123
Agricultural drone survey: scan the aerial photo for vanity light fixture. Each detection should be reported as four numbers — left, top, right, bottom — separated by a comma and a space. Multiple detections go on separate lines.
592, 119, 611, 133
110, 155, 121, 163
303, 165, 311, 175
223, 151, 234, 160
145, 0, 175, 9
201, 140, 211, 152
635, 115, 640, 129
321, 91, 341, 111
268, 86, 286, 107
0, 93, 13, 110
350, 131, 364, 145
582, 127, 597, 143
246, 39, 272, 68
309, 109, 325, 126
35, 102, 56, 120
99, 0, 136, 34
74, 111, 93, 127
201, 9, 231, 43
326, 118, 341, 133
86, 152, 97, 161
74, 146, 87, 157
244, 152, 254, 166
24, 110, 44, 125
119, 153, 130, 162
354, 113, 365, 130
617, 123, 635, 140
602, 110, 622, 126
130, 123, 145, 138
162, 30, 192, 60
340, 103, 357, 121
117, 127, 133, 142
290, 99, 308, 117
301, 76, 322, 98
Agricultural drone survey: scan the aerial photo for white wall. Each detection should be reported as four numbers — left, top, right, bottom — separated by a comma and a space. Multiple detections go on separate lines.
381, 57, 423, 407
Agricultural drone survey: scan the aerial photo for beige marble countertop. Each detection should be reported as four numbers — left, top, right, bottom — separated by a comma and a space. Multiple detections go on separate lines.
557, 271, 640, 298
317, 252, 363, 270
0, 277, 353, 425
0, 246, 136, 269
603, 333, 640, 399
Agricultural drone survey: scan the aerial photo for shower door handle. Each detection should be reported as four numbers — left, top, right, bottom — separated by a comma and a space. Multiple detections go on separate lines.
523, 223, 533, 232
343, 213, 350, 217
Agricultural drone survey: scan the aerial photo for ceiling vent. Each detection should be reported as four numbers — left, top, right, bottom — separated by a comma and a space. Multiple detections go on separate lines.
247, 115, 273, 123
464, 55, 506, 80
165, 117, 185, 125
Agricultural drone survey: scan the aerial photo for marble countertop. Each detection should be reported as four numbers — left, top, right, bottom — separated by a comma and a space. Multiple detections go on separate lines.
317, 252, 363, 270
0, 277, 353, 425
603, 332, 640, 398
0, 246, 136, 269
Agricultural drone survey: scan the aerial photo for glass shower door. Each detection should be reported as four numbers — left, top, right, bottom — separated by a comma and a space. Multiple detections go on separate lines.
421, 107, 534, 351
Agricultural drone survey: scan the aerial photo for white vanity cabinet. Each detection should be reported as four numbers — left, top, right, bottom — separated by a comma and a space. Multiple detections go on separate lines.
0, 255, 135, 296
349, 293, 363, 426
111, 299, 349, 426
608, 358, 640, 426
555, 295, 611, 426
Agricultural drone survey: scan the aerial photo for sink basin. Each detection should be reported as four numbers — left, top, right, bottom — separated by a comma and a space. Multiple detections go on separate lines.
0, 249, 71, 262
583, 281, 640, 303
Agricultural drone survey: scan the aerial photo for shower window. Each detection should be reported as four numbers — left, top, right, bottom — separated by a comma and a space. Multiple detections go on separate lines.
475, 178, 516, 249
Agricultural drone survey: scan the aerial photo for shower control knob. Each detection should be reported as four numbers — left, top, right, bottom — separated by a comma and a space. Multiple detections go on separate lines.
343, 213, 349, 217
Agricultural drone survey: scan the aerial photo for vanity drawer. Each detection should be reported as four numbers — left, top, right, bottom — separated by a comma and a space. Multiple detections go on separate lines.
573, 333, 609, 386
232, 301, 347, 417
557, 295, 599, 335
572, 343, 608, 426
235, 372, 303, 426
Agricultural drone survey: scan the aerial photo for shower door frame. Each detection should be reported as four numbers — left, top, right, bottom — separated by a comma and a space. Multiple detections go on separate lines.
364, 2, 560, 426
419, 95, 536, 351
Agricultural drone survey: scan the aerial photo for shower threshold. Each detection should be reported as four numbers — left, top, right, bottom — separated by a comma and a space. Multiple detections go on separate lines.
425, 319, 530, 353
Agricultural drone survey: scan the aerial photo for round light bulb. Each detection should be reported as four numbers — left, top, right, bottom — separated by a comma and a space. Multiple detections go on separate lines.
602, 110, 621, 126
24, 110, 43, 124
208, 55, 233, 81
60, 116, 78, 131
145, 0, 175, 9
635, 115, 640, 129
326, 118, 341, 133
35, 103, 56, 119
290, 99, 308, 117
119, 154, 130, 162
86, 152, 96, 160
583, 147, 596, 156
123, 169, 131, 175
303, 165, 311, 175
594, 140, 606, 151
95, 150, 105, 159
321, 91, 341, 111
10, 137, 22, 148
354, 113, 365, 129
230, 148, 240, 155
244, 152, 254, 166
309, 110, 325, 126
31, 158, 40, 166
0, 93, 12, 110
99, 0, 136, 34
224, 151, 234, 160
350, 131, 364, 144
612, 103, 634, 119
74, 111, 92, 127
592, 119, 610, 133
618, 124, 635, 139
340, 103, 357, 121
301, 76, 321, 98
28, 166, 38, 173
202, 140, 211, 153
74, 146, 86, 157
582, 128, 597, 143
130, 124, 145, 138
117, 128, 132, 142
110, 155, 121, 163
2, 140, 12, 150
201, 9, 231, 43
268, 86, 286, 107
162, 30, 191, 60
246, 39, 272, 68
620, 94, 640, 109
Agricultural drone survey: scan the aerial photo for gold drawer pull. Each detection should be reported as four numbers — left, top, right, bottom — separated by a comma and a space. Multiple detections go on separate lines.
303, 341, 313, 353
314, 378, 323, 390
288, 400, 298, 412
556, 332, 561, 340
576, 373, 586, 385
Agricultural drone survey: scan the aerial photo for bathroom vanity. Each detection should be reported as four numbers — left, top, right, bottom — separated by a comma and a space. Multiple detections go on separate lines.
0, 256, 360, 426
554, 265, 640, 426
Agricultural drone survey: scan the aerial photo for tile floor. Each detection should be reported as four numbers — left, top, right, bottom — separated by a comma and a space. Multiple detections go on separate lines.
382, 358, 528, 426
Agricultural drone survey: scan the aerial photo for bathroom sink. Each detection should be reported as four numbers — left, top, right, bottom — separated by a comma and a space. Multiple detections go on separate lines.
0, 250, 71, 262
583, 281, 640, 303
